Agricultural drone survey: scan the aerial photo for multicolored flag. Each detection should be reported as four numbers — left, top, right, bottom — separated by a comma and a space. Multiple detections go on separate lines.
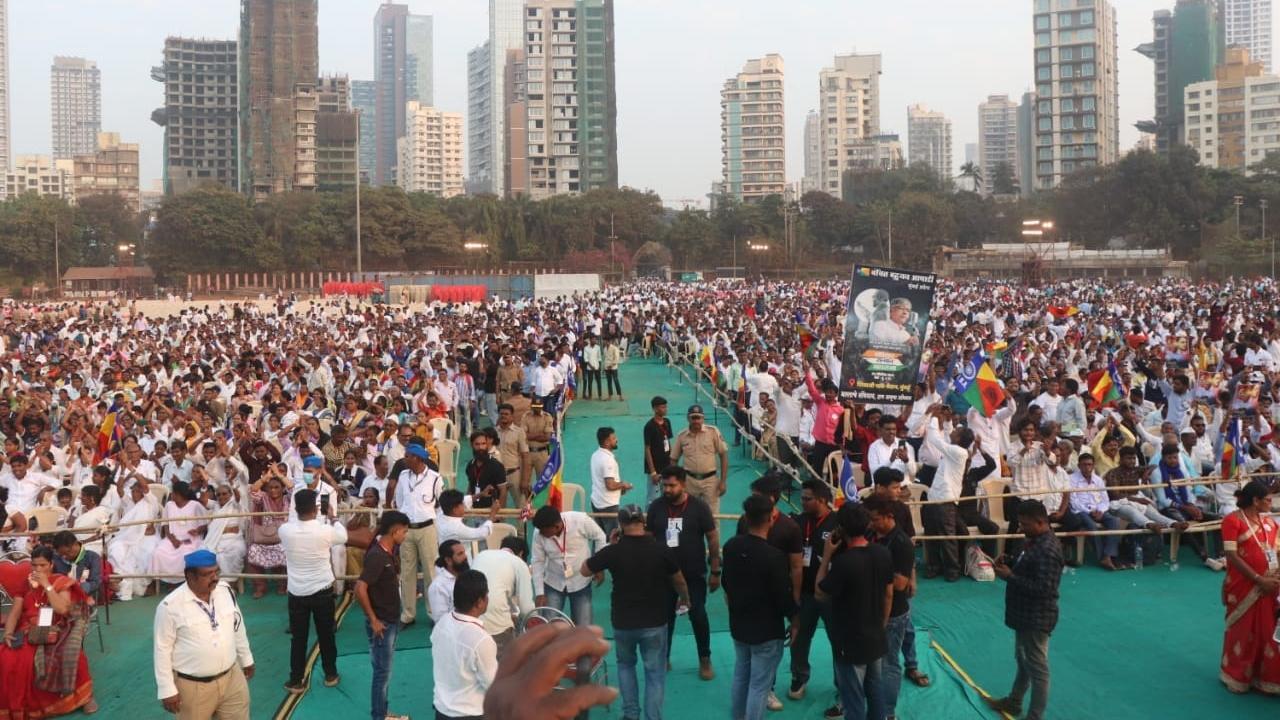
953, 353, 1007, 418
699, 345, 718, 385
984, 340, 1008, 365
1089, 361, 1125, 406
1221, 417, 1242, 481
838, 456, 859, 507
94, 402, 124, 463
1047, 304, 1080, 320
797, 323, 816, 356
531, 437, 564, 510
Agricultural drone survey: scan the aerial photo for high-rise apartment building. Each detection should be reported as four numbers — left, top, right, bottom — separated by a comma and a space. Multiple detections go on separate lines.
978, 94, 1020, 194
817, 52, 881, 198
467, 0, 524, 195
51, 57, 101, 160
907, 104, 953, 183
1017, 92, 1037, 197
351, 80, 375, 183
1224, 0, 1272, 72
1136, 1, 1222, 153
72, 132, 140, 212
846, 133, 904, 173
396, 101, 464, 197
721, 54, 785, 202
1186, 47, 1277, 172
373, 4, 433, 185
503, 48, 529, 197
509, 0, 617, 198
239, 0, 319, 197
1032, 0, 1120, 190
316, 75, 358, 191
802, 110, 819, 194
151, 37, 239, 195
5, 155, 74, 200
0, 0, 11, 196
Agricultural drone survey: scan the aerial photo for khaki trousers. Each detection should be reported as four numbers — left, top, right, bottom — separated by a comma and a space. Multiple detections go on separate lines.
175, 664, 250, 720
686, 474, 721, 516
399, 523, 438, 623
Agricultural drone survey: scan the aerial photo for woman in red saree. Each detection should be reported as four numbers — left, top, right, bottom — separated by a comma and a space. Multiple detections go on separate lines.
0, 545, 96, 718
1221, 480, 1280, 695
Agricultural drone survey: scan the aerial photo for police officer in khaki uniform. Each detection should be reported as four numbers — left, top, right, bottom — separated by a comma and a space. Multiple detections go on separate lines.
494, 403, 530, 504
520, 398, 556, 486
671, 405, 730, 515
506, 383, 532, 423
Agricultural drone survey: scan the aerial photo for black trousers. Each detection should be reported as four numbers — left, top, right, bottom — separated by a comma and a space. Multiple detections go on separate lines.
666, 572, 711, 659
584, 367, 602, 397
288, 588, 338, 683
435, 710, 482, 720
922, 502, 965, 577
790, 593, 836, 689
604, 368, 622, 396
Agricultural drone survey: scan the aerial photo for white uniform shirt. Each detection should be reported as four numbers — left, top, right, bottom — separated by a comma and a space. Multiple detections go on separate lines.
278, 518, 348, 596
395, 466, 444, 524
153, 581, 254, 699
530, 511, 607, 595
430, 612, 498, 717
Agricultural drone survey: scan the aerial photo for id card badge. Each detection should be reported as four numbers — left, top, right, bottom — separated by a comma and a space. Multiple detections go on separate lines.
1266, 548, 1278, 571
803, 546, 813, 566
666, 518, 682, 547
563, 563, 574, 579
37, 607, 53, 627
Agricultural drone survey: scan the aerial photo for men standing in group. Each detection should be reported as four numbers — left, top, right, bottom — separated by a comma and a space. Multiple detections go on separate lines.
582, 336, 602, 399
788, 480, 839, 705
815, 504, 893, 720
153, 549, 255, 719
723, 494, 798, 720
471, 536, 535, 657
865, 496, 917, 720
391, 444, 444, 626
354, 511, 411, 720
646, 466, 719, 680
279, 489, 348, 692
521, 399, 555, 483
531, 353, 565, 414
642, 396, 673, 505
493, 404, 530, 506
922, 406, 976, 581
431, 570, 499, 720
429, 539, 469, 623
987, 501, 1064, 720
590, 427, 632, 536
464, 431, 508, 512
671, 405, 730, 515
585, 505, 690, 720
531, 505, 607, 626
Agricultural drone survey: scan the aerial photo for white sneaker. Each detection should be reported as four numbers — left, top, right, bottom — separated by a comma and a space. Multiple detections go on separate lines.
1204, 557, 1226, 571
766, 691, 783, 711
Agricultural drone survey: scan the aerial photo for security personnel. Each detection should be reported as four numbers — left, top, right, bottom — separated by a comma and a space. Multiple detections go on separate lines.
392, 444, 445, 625
153, 549, 255, 719
493, 403, 530, 505
520, 399, 556, 484
671, 405, 730, 515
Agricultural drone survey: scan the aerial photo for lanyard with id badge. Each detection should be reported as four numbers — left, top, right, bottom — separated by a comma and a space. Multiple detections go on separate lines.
666, 517, 683, 548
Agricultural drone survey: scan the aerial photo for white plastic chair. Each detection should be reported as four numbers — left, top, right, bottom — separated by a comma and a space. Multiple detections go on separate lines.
979, 478, 1011, 558
561, 484, 586, 513
487, 522, 517, 550
429, 417, 457, 443
435, 439, 460, 488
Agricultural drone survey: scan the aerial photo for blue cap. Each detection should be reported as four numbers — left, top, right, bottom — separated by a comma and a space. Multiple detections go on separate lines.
303, 455, 324, 469
184, 549, 217, 569
405, 444, 430, 461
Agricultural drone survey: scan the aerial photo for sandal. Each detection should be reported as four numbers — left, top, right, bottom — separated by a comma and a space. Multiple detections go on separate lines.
905, 668, 930, 687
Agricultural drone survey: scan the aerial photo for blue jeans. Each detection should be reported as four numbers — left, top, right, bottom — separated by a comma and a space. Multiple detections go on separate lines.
882, 612, 912, 715
732, 639, 785, 720
834, 657, 885, 720
615, 625, 668, 720
544, 584, 593, 627
366, 618, 399, 720
902, 600, 918, 670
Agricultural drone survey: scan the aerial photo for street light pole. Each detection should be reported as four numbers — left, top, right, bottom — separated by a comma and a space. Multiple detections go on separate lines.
53, 219, 60, 298
732, 234, 737, 279
608, 212, 617, 277
1264, 199, 1271, 277
355, 110, 363, 275
1234, 195, 1245, 238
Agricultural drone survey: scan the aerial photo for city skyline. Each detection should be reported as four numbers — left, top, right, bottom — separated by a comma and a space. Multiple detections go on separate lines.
8, 0, 1280, 203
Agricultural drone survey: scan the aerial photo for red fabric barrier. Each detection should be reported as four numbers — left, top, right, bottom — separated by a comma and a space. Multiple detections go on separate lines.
322, 281, 384, 297
430, 285, 486, 303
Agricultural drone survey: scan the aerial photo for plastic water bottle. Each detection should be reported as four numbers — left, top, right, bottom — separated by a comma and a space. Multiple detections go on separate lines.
1134, 544, 1144, 571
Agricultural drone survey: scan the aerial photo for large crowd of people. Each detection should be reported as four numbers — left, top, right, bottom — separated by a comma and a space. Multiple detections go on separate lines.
0, 275, 1273, 719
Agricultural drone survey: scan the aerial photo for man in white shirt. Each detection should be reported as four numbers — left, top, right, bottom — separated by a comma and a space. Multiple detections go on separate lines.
866, 416, 919, 481
471, 539, 536, 657
582, 336, 603, 400
1064, 453, 1125, 570
1029, 378, 1062, 422
435, 489, 497, 554
431, 570, 499, 719
922, 408, 976, 581
530, 505, 607, 626
161, 443, 197, 488
153, 549, 255, 718
391, 443, 445, 625
1, 454, 58, 514
429, 539, 470, 623
589, 427, 631, 536
531, 354, 565, 412
287, 455, 338, 522
279, 488, 348, 692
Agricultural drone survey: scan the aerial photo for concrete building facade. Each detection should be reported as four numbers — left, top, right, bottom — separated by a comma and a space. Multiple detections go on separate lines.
845, 133, 904, 174
373, 4, 433, 186
802, 109, 819, 194
396, 101, 463, 197
316, 75, 358, 191
72, 132, 140, 212
1017, 91, 1036, 197
502, 48, 529, 197
1136, 1, 1222, 153
5, 155, 74, 200
151, 37, 239, 195
978, 94, 1020, 194
817, 52, 881, 198
51, 57, 101, 160
1185, 47, 1278, 172
1032, 0, 1120, 190
467, 0, 524, 195
351, 80, 375, 183
239, 0, 319, 197
0, 0, 10, 197
907, 104, 953, 183
721, 54, 785, 202
1224, 0, 1272, 72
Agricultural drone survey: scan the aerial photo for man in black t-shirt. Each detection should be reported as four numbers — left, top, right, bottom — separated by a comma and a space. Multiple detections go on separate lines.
353, 511, 410, 720
816, 504, 892, 720
788, 480, 840, 706
645, 466, 720, 680
585, 505, 689, 720
642, 396, 673, 505
867, 496, 922, 720
464, 430, 507, 509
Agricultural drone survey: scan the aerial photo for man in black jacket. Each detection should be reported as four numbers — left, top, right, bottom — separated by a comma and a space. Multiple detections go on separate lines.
723, 494, 798, 720
987, 500, 1064, 720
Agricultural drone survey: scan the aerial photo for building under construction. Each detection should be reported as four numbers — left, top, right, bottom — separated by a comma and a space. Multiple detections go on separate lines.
239, 0, 318, 197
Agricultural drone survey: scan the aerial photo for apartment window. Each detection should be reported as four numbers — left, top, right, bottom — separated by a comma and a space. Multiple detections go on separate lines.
1036, 32, 1051, 47
1035, 14, 1051, 29
1080, 45, 1094, 59
1060, 47, 1075, 61
1037, 66, 1052, 80
1081, 63, 1095, 77
1082, 114, 1096, 129
1036, 49, 1051, 63
1038, 117, 1053, 131
1038, 100, 1052, 114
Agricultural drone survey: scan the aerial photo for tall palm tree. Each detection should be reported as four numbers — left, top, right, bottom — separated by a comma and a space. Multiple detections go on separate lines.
958, 162, 983, 193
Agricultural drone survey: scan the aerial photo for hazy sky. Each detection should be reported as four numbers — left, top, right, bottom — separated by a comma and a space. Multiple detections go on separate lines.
10, 0, 1275, 204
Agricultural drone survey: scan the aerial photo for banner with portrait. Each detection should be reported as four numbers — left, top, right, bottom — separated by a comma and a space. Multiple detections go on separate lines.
839, 265, 936, 403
